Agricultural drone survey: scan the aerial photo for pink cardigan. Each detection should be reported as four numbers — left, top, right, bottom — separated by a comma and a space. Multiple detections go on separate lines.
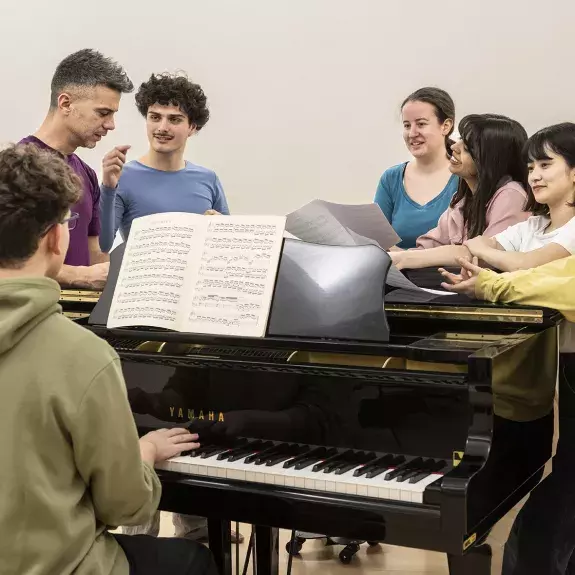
415, 181, 530, 248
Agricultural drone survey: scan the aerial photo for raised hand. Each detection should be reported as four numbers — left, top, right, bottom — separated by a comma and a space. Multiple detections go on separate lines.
102, 145, 130, 189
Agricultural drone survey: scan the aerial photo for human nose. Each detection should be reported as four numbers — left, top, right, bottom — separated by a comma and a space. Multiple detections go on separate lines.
103, 115, 115, 131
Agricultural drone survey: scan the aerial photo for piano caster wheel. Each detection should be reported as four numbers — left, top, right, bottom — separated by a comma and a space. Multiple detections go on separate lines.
339, 543, 360, 564
285, 537, 305, 555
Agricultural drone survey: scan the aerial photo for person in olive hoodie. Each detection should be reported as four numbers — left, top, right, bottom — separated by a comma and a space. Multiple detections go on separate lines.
0, 143, 216, 575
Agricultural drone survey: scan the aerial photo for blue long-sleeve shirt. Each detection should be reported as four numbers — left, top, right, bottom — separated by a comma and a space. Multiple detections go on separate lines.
99, 160, 230, 252
374, 162, 458, 248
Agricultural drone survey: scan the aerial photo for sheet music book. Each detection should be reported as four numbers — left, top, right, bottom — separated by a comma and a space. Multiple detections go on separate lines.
107, 212, 286, 337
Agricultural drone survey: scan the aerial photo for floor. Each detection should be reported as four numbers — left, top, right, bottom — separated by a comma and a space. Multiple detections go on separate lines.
155, 496, 522, 575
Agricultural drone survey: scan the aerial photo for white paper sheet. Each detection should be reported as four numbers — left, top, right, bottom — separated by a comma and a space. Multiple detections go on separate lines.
286, 199, 399, 249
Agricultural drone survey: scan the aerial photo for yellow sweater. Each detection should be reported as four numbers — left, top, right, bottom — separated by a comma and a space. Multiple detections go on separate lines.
0, 278, 161, 575
477, 255, 575, 321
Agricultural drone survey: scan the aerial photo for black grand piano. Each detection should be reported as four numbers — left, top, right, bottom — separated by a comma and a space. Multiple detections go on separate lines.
62, 240, 561, 575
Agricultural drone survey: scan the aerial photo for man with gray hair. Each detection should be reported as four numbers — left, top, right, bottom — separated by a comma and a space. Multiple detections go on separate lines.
20, 48, 133, 290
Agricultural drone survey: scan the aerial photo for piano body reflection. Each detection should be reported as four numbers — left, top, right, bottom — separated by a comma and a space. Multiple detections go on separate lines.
85, 240, 561, 575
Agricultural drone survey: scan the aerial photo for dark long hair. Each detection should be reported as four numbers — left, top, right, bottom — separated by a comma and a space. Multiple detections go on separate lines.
523, 122, 575, 216
401, 87, 456, 156
450, 114, 529, 239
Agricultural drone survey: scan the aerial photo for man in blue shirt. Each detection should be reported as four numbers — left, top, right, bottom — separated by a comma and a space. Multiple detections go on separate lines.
101, 72, 239, 543
99, 72, 229, 253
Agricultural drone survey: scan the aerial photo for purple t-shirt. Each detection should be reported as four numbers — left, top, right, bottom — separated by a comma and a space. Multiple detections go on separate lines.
19, 136, 101, 266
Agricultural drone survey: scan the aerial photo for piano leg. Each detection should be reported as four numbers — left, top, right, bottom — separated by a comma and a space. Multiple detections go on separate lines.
447, 544, 492, 575
254, 525, 279, 575
208, 517, 232, 575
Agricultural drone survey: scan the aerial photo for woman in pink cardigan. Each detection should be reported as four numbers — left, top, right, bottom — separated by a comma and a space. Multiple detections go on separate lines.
391, 114, 535, 270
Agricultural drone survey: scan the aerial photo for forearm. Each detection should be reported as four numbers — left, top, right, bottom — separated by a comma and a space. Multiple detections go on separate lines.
477, 247, 535, 273
477, 258, 575, 321
90, 246, 109, 265
56, 264, 91, 288
99, 184, 119, 253
402, 244, 471, 269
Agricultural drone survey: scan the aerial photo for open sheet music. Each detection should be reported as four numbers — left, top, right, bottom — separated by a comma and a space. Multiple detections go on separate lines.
107, 213, 286, 337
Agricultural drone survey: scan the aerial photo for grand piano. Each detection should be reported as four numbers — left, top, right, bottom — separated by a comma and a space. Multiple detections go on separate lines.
62, 240, 561, 575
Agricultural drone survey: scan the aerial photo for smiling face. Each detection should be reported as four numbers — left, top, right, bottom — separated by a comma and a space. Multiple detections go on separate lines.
528, 147, 575, 209
449, 138, 477, 180
146, 103, 196, 155
401, 100, 452, 158
60, 86, 120, 149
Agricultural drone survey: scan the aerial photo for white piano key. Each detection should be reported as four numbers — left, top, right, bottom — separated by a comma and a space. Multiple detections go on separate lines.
157, 447, 446, 506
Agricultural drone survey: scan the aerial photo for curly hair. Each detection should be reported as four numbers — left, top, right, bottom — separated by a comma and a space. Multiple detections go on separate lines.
50, 48, 133, 107
0, 143, 82, 268
135, 73, 210, 130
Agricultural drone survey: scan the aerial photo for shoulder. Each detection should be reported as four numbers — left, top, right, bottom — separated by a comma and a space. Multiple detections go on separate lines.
447, 174, 460, 191
34, 314, 119, 382
184, 161, 217, 179
492, 180, 527, 201
71, 154, 99, 190
377, 163, 406, 194
380, 162, 406, 182
118, 160, 145, 182
525, 215, 549, 231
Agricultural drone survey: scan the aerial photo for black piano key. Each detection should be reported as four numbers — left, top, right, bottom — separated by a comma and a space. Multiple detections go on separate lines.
190, 444, 218, 458
249, 443, 287, 465
283, 446, 323, 469
395, 469, 421, 483
320, 450, 358, 474
365, 455, 405, 479
408, 460, 447, 484
222, 439, 262, 461
385, 457, 424, 481
293, 448, 339, 470
334, 452, 377, 475
312, 450, 346, 472
264, 444, 302, 466
200, 445, 234, 459
227, 440, 273, 462
355, 454, 394, 477
216, 438, 249, 460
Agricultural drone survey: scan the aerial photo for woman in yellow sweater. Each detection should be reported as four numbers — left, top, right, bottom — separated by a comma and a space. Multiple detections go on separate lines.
441, 255, 575, 575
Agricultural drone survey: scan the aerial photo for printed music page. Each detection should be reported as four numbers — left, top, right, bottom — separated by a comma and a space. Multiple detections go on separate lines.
107, 213, 286, 337
107, 212, 200, 330
182, 216, 286, 337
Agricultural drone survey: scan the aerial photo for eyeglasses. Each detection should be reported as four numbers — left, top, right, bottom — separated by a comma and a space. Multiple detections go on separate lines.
63, 212, 80, 231
40, 212, 80, 237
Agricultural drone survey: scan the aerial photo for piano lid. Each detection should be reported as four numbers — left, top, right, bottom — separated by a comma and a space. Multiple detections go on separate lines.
385, 289, 561, 326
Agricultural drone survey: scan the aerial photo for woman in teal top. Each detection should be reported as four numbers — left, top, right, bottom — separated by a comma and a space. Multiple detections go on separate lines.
375, 87, 459, 248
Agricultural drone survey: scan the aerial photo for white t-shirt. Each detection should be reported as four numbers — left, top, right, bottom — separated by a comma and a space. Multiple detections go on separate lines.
496, 215, 575, 352
495, 215, 575, 254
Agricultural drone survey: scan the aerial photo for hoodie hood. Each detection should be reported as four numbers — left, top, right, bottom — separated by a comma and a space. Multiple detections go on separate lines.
0, 277, 61, 355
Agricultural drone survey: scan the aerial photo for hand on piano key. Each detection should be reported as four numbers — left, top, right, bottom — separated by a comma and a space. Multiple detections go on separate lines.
156, 440, 448, 504
140, 428, 201, 463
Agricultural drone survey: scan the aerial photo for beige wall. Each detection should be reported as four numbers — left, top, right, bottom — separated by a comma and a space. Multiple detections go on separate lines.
1, 0, 574, 216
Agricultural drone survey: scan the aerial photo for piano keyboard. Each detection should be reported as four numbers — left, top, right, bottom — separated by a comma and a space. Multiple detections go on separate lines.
156, 440, 448, 504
